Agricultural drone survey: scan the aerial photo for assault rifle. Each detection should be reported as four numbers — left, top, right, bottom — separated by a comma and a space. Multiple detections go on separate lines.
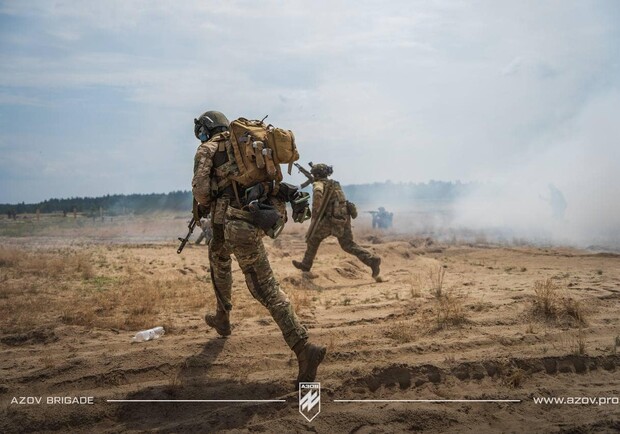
177, 217, 198, 254
294, 162, 314, 188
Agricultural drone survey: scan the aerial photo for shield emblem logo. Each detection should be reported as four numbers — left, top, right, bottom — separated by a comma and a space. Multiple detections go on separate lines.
299, 382, 321, 422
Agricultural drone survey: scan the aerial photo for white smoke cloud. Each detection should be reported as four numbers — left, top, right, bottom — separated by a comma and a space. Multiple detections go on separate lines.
453, 90, 620, 248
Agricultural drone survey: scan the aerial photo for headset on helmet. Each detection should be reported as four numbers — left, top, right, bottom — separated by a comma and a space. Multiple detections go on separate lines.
194, 110, 230, 141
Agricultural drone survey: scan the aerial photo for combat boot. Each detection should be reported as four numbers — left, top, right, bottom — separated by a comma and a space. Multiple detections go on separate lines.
204, 310, 231, 337
369, 257, 382, 282
293, 340, 327, 387
292, 260, 311, 272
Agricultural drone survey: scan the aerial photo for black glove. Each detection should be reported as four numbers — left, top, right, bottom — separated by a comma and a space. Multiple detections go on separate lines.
291, 191, 311, 223
192, 199, 209, 221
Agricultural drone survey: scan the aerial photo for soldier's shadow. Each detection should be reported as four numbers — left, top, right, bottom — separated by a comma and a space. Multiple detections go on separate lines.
114, 338, 294, 432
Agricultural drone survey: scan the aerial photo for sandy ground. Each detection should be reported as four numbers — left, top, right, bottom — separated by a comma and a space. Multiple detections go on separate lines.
1, 214, 619, 433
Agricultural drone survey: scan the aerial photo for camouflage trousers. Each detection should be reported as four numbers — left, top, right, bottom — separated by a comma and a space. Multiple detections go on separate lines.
302, 217, 377, 269
208, 218, 308, 349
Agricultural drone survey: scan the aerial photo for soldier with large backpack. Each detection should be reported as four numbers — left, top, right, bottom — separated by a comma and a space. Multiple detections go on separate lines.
191, 110, 326, 388
292, 163, 382, 281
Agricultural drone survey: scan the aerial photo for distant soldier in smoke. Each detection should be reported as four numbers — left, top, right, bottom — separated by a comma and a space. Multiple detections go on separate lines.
194, 216, 213, 245
192, 110, 326, 388
369, 206, 393, 229
540, 183, 567, 220
293, 163, 382, 281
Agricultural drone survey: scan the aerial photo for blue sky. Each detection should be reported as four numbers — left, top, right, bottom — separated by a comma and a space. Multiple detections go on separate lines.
0, 0, 619, 207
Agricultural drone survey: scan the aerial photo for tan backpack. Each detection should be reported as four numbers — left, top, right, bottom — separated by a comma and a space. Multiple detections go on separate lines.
227, 118, 299, 187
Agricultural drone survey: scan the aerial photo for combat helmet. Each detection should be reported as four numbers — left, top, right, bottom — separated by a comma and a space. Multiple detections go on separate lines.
310, 163, 333, 179
194, 110, 230, 141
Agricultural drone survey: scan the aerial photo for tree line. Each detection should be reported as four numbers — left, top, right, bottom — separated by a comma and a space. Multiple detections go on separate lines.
0, 181, 476, 215
0, 191, 191, 216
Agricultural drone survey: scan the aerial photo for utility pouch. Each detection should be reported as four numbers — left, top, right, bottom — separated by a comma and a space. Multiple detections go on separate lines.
253, 141, 266, 169
213, 198, 229, 225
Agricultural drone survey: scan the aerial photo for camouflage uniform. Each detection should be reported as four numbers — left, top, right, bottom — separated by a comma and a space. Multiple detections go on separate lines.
297, 177, 380, 275
192, 132, 308, 349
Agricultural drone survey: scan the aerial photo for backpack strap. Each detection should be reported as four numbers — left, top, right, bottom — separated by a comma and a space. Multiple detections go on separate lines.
231, 180, 243, 209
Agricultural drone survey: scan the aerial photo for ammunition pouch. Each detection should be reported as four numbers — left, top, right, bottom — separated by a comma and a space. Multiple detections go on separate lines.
247, 200, 285, 239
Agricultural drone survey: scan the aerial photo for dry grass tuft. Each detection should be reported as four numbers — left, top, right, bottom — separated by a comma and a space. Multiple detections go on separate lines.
502, 368, 525, 388
533, 278, 558, 318
531, 278, 587, 326
428, 264, 446, 298
561, 297, 586, 325
434, 290, 468, 330
571, 329, 588, 355
384, 321, 416, 343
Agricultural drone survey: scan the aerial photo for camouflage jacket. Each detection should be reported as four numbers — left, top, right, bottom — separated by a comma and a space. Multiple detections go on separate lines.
192, 132, 243, 210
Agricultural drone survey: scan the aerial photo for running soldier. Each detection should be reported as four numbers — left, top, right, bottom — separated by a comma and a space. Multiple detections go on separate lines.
292, 163, 382, 281
192, 111, 326, 387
